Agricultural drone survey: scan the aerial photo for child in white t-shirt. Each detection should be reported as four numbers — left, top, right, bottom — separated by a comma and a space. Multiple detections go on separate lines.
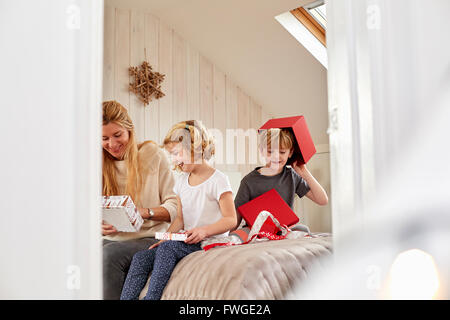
120, 120, 237, 300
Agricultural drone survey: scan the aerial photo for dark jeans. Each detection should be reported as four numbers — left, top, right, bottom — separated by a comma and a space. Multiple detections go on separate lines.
102, 237, 158, 300
120, 241, 202, 300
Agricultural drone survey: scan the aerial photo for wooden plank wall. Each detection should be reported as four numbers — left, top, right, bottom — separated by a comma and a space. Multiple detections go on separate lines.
103, 7, 270, 176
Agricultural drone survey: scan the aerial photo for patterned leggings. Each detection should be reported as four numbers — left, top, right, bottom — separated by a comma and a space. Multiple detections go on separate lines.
120, 240, 202, 300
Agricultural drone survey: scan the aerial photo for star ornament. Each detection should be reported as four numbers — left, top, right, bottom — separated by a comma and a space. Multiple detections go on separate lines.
129, 61, 165, 106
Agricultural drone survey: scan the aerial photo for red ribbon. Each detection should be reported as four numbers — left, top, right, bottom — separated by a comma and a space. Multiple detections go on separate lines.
203, 228, 290, 251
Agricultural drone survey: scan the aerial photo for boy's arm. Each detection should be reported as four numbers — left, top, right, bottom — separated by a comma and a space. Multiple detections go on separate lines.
232, 181, 250, 230
293, 162, 328, 206
185, 191, 237, 244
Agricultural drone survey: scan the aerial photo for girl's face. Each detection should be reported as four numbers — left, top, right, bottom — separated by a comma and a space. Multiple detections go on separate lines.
261, 146, 293, 170
166, 142, 195, 173
102, 122, 130, 160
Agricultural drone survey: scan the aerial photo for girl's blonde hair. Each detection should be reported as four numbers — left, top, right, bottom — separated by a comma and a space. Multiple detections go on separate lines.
163, 120, 215, 166
102, 100, 143, 205
258, 128, 295, 151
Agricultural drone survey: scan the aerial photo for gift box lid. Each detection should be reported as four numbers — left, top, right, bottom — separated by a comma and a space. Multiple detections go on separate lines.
259, 115, 316, 164
237, 188, 299, 230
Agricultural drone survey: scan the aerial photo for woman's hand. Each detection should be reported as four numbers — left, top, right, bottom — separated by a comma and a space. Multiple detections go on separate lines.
137, 207, 150, 219
149, 240, 165, 249
102, 221, 118, 236
185, 227, 209, 244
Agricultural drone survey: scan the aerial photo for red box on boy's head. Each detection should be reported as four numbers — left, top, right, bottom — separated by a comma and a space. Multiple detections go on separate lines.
259, 115, 316, 165
237, 189, 299, 234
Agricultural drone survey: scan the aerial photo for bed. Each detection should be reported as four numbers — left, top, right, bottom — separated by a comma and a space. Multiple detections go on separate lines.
140, 235, 332, 300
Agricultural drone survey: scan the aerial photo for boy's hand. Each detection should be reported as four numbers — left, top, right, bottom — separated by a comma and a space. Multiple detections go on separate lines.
185, 227, 209, 244
292, 160, 309, 177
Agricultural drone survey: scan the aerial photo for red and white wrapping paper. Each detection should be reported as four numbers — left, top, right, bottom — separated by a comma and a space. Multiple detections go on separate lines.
102, 195, 144, 232
201, 210, 312, 251
155, 232, 188, 241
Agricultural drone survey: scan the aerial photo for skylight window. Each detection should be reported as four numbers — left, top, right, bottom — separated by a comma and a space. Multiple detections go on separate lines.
290, 1, 326, 47
304, 0, 326, 29
275, 1, 327, 68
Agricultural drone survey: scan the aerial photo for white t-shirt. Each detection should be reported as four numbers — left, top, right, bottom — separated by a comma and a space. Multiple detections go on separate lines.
173, 169, 233, 238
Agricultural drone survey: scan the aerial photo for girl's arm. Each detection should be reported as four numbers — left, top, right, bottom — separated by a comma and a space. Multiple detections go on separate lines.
166, 196, 184, 232
149, 196, 184, 249
185, 191, 237, 244
292, 161, 328, 206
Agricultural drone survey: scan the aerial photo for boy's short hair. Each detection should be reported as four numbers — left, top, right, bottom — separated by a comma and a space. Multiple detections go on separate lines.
258, 128, 295, 151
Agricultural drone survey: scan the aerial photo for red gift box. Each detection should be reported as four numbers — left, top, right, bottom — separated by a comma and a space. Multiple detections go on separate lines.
237, 189, 299, 234
259, 115, 316, 165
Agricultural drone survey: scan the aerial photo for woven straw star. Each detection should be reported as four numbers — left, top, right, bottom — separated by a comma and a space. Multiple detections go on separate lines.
129, 61, 165, 106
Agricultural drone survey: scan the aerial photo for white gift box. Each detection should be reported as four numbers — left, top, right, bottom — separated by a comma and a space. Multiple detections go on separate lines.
102, 195, 144, 232
155, 232, 188, 241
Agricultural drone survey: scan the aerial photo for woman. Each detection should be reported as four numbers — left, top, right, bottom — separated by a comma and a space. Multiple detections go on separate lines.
101, 100, 177, 300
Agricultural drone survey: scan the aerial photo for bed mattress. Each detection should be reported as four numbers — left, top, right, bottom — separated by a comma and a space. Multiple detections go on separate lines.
153, 236, 332, 300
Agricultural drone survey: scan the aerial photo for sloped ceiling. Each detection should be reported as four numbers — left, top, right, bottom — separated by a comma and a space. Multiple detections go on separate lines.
105, 0, 329, 144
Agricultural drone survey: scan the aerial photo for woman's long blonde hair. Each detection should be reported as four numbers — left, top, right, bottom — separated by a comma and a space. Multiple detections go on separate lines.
102, 101, 142, 205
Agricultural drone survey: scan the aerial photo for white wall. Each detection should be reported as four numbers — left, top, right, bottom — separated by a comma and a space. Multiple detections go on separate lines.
0, 0, 103, 299
105, 0, 330, 146
103, 6, 272, 176
294, 145, 331, 233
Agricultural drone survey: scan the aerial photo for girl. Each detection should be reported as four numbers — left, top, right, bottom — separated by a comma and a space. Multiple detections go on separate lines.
120, 120, 237, 300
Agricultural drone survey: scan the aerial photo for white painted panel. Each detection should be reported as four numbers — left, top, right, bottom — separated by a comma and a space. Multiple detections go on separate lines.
115, 8, 130, 109
130, 9, 146, 143
212, 66, 226, 169
225, 77, 238, 172
0, 0, 102, 299
144, 12, 160, 144
199, 55, 214, 128
103, 6, 115, 100
158, 22, 173, 141
237, 88, 250, 175
172, 31, 187, 124
186, 43, 200, 121
295, 152, 332, 233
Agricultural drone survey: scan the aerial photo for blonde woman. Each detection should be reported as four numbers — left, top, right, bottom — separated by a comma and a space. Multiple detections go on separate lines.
101, 101, 177, 300
120, 120, 237, 300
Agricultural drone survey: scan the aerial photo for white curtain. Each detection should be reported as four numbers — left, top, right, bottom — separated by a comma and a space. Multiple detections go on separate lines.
327, 0, 450, 246
303, 0, 450, 299
0, 0, 103, 299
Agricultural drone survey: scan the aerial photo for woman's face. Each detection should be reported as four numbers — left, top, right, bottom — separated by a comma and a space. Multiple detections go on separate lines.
102, 122, 130, 160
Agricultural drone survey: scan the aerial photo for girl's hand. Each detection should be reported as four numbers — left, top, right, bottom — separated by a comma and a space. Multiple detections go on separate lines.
185, 227, 209, 244
102, 221, 118, 236
149, 240, 165, 249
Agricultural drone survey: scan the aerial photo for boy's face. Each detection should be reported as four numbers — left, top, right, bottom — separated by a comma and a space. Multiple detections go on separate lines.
261, 146, 294, 170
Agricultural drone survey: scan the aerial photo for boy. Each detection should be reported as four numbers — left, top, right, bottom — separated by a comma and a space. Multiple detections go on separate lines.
234, 128, 328, 229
